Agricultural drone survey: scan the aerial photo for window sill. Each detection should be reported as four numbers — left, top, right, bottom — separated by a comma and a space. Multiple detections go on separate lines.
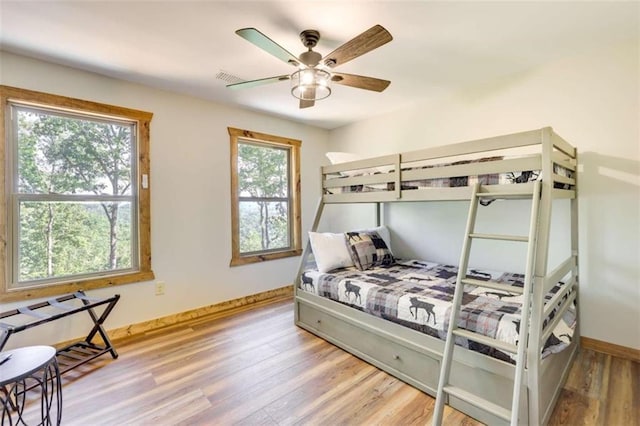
1, 270, 155, 303
230, 249, 302, 267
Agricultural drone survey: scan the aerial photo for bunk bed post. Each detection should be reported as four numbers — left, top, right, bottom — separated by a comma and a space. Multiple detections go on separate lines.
571, 150, 580, 339
293, 197, 325, 323
527, 278, 545, 425
526, 127, 555, 425
394, 154, 401, 199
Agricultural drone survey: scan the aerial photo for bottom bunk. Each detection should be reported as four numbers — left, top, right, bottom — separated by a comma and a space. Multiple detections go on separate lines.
294, 259, 578, 425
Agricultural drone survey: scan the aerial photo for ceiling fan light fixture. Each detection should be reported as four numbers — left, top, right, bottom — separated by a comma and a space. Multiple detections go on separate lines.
291, 68, 331, 101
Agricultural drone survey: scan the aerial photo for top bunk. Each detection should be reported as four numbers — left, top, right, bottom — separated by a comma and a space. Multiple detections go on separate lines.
322, 127, 576, 204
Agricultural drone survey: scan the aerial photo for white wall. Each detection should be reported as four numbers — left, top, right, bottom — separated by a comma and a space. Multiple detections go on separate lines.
327, 41, 640, 350
0, 51, 329, 349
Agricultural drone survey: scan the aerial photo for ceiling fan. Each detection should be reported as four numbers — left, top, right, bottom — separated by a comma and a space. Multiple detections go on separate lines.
227, 25, 393, 109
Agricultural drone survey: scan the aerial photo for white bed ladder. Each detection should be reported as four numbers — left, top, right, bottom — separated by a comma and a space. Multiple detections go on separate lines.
433, 181, 542, 426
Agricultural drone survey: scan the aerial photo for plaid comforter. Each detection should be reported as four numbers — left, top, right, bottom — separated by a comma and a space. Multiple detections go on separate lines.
300, 260, 575, 362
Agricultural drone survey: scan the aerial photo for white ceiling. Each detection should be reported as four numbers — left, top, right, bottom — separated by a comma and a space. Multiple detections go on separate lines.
1, 1, 638, 129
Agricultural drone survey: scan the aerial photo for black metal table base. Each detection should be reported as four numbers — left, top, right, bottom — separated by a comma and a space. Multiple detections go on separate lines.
1, 347, 62, 426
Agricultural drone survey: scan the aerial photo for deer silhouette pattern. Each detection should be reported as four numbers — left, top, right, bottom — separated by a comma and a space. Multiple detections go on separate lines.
300, 272, 315, 292
409, 297, 437, 325
344, 281, 362, 304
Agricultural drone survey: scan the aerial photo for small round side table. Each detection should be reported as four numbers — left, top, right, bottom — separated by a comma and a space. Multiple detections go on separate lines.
0, 346, 62, 426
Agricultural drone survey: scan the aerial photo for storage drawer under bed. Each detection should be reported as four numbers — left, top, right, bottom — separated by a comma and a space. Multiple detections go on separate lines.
296, 296, 530, 425
297, 298, 441, 394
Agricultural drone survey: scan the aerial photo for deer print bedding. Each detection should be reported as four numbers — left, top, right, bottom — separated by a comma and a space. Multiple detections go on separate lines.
299, 259, 575, 363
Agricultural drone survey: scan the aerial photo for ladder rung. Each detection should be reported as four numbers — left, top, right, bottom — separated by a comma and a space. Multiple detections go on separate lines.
476, 190, 534, 199
461, 278, 524, 294
453, 329, 518, 354
443, 385, 511, 421
469, 233, 528, 242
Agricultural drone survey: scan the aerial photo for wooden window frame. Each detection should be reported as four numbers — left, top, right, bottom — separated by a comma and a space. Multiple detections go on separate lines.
0, 85, 154, 302
229, 127, 302, 266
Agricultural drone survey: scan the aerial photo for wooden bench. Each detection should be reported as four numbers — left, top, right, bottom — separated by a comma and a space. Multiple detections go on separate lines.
0, 291, 120, 374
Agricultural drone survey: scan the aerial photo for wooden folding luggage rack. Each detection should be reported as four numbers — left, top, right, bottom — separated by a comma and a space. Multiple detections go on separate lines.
0, 291, 120, 374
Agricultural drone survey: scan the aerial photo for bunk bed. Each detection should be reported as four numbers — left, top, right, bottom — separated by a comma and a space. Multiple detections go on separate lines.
294, 127, 579, 425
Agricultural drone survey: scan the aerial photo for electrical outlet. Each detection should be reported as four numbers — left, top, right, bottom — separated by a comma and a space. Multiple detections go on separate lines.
155, 281, 165, 296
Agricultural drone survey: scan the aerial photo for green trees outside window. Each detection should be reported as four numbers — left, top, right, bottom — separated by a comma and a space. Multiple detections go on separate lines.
10, 106, 137, 287
238, 142, 290, 253
1, 86, 154, 302
229, 128, 301, 266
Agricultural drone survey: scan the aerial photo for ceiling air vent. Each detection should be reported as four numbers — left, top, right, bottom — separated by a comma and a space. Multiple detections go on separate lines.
215, 70, 244, 85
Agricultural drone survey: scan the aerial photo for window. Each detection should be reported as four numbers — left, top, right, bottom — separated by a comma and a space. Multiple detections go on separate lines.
1, 86, 154, 302
229, 127, 301, 266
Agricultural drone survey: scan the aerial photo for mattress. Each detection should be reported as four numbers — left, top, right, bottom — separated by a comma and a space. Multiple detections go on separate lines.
299, 259, 575, 363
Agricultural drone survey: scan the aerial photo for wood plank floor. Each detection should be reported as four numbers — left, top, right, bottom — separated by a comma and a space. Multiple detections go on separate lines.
25, 298, 639, 425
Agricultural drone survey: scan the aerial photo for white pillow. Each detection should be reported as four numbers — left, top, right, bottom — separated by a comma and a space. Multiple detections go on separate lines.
308, 232, 354, 273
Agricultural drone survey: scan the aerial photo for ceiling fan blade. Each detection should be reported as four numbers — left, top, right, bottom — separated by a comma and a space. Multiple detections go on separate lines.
227, 75, 290, 90
331, 73, 390, 92
299, 86, 316, 109
236, 28, 300, 67
323, 24, 392, 68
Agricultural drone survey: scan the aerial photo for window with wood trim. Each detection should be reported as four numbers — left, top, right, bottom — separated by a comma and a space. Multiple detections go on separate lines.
0, 86, 154, 302
229, 127, 301, 266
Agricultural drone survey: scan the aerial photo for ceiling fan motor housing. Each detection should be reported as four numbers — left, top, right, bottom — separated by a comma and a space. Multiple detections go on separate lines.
299, 30, 322, 67
300, 29, 320, 48
299, 50, 321, 67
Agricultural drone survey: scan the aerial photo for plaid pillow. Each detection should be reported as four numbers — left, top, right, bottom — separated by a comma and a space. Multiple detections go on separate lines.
345, 231, 395, 270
